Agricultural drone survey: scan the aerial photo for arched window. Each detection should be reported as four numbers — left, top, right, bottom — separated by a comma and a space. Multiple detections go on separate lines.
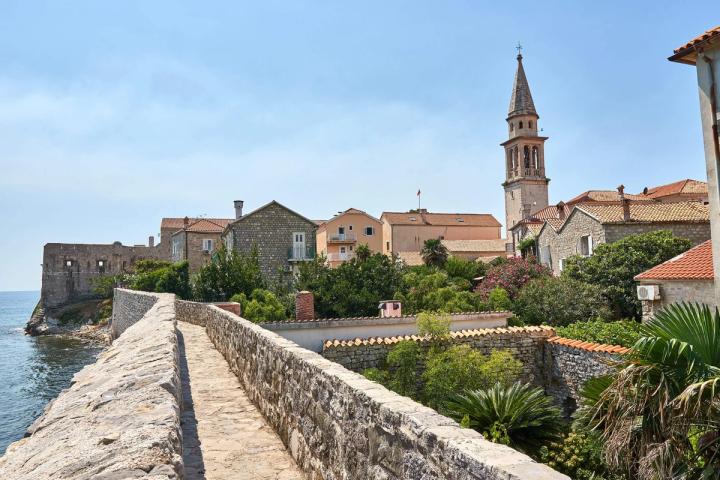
513, 146, 519, 171
519, 121, 524, 129
529, 120, 533, 129
510, 123, 514, 132
532, 146, 539, 169
523, 146, 530, 168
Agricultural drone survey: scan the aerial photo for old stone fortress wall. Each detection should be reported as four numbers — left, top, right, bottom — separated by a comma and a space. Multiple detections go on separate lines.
0, 289, 629, 479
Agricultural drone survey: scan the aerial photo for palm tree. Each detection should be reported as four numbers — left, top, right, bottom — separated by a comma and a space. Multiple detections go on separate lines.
421, 238, 449, 268
584, 303, 720, 479
445, 382, 564, 456
355, 244, 371, 262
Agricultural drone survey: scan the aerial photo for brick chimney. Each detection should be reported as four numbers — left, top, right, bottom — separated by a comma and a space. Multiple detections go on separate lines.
148, 236, 155, 248
556, 201, 566, 220
234, 200, 244, 219
618, 185, 631, 222
295, 291, 314, 321
183, 216, 190, 227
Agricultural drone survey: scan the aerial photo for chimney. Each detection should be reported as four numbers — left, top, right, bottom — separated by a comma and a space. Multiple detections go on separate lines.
556, 201, 566, 220
295, 291, 314, 321
618, 185, 630, 222
234, 200, 244, 219
148, 236, 155, 248
183, 216, 190, 227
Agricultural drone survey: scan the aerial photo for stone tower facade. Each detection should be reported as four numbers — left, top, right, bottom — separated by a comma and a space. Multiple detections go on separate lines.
502, 53, 549, 241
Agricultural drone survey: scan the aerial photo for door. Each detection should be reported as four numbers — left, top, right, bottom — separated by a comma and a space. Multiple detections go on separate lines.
339, 246, 347, 261
337, 226, 345, 241
294, 232, 306, 259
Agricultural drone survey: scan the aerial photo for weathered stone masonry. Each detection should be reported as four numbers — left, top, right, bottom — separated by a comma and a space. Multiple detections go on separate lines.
0, 291, 182, 480
177, 301, 568, 480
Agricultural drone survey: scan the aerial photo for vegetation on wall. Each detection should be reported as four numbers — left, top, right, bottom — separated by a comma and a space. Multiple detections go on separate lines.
230, 289, 288, 323
562, 230, 692, 319
555, 319, 641, 348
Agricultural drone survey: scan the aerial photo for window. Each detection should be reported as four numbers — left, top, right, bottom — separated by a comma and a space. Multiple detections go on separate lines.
524, 146, 530, 168
559, 258, 566, 272
386, 241, 390, 250
348, 225, 353, 231
519, 121, 523, 129
580, 235, 593, 257
172, 238, 181, 256
65, 260, 73, 267
97, 260, 104, 267
409, 216, 417, 221
202, 239, 214, 252
364, 226, 374, 236
529, 120, 533, 128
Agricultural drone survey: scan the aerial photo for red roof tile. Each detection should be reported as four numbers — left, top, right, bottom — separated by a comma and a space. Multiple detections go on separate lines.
382, 211, 501, 227
642, 179, 708, 199
547, 336, 630, 354
161, 217, 233, 230
183, 219, 226, 233
670, 26, 720, 64
577, 201, 709, 224
635, 240, 713, 280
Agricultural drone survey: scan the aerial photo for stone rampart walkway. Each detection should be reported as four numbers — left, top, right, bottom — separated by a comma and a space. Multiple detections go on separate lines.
178, 321, 303, 480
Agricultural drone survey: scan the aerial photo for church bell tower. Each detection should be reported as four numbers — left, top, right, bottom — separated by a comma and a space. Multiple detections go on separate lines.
502, 50, 549, 241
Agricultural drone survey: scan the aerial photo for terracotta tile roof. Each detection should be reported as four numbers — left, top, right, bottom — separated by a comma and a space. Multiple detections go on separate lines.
182, 218, 226, 233
317, 207, 381, 229
635, 240, 713, 280
382, 211, 501, 227
442, 239, 507, 253
577, 201, 709, 224
547, 336, 630, 354
566, 190, 648, 204
642, 179, 708, 199
161, 217, 233, 230
322, 325, 554, 349
670, 26, 720, 64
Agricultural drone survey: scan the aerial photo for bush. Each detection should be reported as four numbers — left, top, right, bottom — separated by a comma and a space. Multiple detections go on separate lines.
129, 261, 191, 299
446, 382, 564, 456
539, 431, 626, 480
362, 367, 391, 386
416, 311, 451, 342
230, 289, 287, 323
443, 256, 486, 282
396, 270, 485, 314
192, 246, 264, 301
386, 340, 422, 398
422, 346, 522, 411
513, 276, 611, 326
475, 257, 550, 300
487, 287, 513, 311
563, 230, 692, 319
555, 319, 641, 348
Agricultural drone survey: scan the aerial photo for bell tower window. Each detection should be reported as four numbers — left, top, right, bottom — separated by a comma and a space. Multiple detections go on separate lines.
519, 121, 523, 129
532, 146, 539, 169
523, 146, 530, 169
529, 120, 533, 129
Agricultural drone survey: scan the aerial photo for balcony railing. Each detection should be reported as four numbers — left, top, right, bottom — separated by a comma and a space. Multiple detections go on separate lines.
328, 232, 357, 242
288, 245, 316, 261
326, 252, 355, 262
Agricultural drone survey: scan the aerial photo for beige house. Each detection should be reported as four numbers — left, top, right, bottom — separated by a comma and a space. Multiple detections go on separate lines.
316, 208, 383, 266
381, 209, 502, 259
170, 218, 227, 273
635, 240, 714, 321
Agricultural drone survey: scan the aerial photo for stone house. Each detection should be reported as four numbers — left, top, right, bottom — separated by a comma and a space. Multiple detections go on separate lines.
537, 200, 710, 275
170, 218, 227, 273
381, 210, 502, 259
222, 200, 317, 284
635, 240, 715, 321
316, 208, 383, 266
158, 216, 233, 260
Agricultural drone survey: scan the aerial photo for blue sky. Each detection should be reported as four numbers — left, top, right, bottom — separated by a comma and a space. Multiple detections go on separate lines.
0, 1, 714, 290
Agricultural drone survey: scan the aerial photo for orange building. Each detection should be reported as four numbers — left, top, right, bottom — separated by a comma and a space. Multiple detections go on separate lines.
316, 208, 383, 266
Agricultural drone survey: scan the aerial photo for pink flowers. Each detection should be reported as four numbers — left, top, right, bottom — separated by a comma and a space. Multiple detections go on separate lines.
475, 257, 551, 300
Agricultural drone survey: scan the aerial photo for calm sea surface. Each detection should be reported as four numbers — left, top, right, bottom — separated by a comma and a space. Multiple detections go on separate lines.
0, 291, 103, 454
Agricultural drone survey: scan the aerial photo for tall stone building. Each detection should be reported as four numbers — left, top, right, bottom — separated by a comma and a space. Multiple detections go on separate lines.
502, 52, 550, 244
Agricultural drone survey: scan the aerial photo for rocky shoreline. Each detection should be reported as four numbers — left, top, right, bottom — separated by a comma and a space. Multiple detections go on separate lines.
25, 300, 112, 345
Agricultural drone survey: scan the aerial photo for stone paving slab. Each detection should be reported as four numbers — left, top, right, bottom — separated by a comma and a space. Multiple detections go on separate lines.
178, 321, 304, 480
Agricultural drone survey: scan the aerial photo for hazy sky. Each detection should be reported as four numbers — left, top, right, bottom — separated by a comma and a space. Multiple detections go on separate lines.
0, 1, 714, 291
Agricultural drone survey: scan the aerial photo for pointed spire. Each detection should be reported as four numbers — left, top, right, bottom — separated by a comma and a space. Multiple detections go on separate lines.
508, 53, 537, 118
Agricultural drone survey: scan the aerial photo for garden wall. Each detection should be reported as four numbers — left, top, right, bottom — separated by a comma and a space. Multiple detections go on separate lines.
265, 311, 511, 352
0, 291, 183, 479
176, 301, 568, 480
322, 325, 556, 385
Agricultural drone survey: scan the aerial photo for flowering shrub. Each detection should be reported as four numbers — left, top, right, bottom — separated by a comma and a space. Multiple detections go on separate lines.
475, 257, 550, 300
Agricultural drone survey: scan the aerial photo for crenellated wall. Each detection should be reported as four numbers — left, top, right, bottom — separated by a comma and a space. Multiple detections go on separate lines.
176, 300, 568, 479
0, 291, 182, 480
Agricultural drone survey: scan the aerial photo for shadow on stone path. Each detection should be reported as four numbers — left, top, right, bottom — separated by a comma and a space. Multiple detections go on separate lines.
179, 330, 207, 480
178, 321, 303, 480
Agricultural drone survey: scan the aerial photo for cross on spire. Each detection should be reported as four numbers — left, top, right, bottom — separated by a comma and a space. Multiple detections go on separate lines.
516, 42, 523, 60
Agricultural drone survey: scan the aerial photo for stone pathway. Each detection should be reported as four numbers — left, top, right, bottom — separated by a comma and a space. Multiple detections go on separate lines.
178, 321, 304, 480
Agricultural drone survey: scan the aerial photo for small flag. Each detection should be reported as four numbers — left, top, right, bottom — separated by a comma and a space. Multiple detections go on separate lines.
417, 189, 421, 196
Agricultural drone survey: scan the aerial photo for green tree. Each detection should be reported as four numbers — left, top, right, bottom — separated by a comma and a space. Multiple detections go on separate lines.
443, 256, 486, 282
563, 230, 692, 319
128, 261, 191, 299
421, 238, 449, 268
192, 245, 264, 301
395, 269, 485, 314
355, 244, 371, 262
386, 340, 421, 398
487, 287, 513, 311
513, 276, 611, 326
230, 288, 288, 323
585, 303, 720, 479
422, 347, 522, 411
446, 382, 564, 456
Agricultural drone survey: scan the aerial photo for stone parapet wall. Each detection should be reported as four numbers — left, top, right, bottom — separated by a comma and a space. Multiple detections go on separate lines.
111, 288, 162, 339
543, 337, 628, 413
177, 301, 567, 479
322, 325, 555, 385
0, 291, 183, 480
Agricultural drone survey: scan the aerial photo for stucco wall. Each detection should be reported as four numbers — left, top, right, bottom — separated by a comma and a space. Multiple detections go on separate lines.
177, 302, 567, 479
264, 311, 511, 352
388, 224, 501, 254
0, 291, 183, 480
42, 242, 161, 310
